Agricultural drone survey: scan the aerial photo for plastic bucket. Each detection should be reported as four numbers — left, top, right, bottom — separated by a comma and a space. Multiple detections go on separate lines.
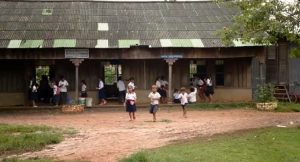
78, 97, 86, 105
86, 98, 93, 107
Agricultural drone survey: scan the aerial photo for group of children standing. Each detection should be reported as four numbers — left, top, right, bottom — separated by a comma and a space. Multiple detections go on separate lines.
29, 75, 70, 107
179, 74, 215, 104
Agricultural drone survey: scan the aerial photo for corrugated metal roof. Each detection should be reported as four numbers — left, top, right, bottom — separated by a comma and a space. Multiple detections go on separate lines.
0, 1, 249, 48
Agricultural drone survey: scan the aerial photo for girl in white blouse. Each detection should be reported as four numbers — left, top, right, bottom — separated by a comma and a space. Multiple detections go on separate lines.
125, 86, 137, 121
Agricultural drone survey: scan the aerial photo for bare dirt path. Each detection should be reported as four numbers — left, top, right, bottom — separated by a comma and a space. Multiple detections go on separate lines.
0, 108, 300, 162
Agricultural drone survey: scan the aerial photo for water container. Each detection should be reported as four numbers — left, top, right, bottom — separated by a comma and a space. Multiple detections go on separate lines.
78, 97, 86, 105
85, 98, 93, 107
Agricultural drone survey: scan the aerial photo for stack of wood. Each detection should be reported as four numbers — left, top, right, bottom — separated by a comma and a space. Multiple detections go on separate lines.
61, 105, 84, 113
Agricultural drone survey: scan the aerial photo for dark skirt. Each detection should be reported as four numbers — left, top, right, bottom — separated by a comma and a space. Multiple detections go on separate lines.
158, 88, 167, 97
98, 89, 106, 99
205, 86, 214, 96
31, 92, 38, 101
173, 99, 180, 104
126, 100, 136, 112
80, 92, 88, 97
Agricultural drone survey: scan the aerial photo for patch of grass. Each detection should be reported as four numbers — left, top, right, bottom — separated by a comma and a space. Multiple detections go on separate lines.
189, 102, 255, 110
121, 127, 300, 162
275, 102, 300, 112
0, 124, 74, 157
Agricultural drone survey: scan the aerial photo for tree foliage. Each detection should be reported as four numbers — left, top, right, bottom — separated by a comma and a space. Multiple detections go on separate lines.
217, 0, 300, 56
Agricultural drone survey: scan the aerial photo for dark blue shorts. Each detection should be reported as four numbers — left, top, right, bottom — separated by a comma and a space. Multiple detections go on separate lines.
149, 104, 159, 114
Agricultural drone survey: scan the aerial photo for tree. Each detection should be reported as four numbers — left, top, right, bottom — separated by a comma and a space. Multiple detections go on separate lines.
217, 0, 300, 57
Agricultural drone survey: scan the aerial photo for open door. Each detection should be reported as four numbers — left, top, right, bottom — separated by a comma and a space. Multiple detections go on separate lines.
103, 63, 122, 99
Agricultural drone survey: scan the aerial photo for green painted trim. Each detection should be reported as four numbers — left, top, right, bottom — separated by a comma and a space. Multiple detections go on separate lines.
42, 9, 53, 16
118, 40, 140, 48
53, 39, 76, 48
7, 40, 22, 48
170, 39, 193, 47
19, 40, 43, 48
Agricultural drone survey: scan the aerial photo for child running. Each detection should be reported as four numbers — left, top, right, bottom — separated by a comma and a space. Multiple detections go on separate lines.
148, 85, 161, 122
125, 86, 137, 121
178, 87, 188, 118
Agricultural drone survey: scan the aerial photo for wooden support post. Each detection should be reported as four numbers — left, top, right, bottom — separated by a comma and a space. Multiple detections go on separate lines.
70, 59, 84, 103
144, 60, 147, 89
165, 58, 177, 103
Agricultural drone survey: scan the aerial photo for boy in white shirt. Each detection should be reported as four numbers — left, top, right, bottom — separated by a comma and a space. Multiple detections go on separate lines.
173, 89, 180, 103
188, 87, 197, 103
148, 85, 161, 122
58, 76, 69, 105
117, 77, 126, 103
178, 87, 188, 118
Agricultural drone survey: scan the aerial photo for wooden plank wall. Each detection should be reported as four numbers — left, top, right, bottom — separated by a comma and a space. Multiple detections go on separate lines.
224, 58, 252, 88
0, 58, 251, 94
0, 60, 27, 92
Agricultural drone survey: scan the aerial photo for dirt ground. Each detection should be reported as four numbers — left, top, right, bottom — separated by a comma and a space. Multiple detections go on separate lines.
1, 108, 300, 162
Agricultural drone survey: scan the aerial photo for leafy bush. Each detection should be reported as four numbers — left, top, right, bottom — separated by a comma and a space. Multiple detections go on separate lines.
255, 84, 276, 102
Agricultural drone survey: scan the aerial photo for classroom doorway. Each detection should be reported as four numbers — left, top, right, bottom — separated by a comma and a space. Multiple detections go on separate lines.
35, 65, 55, 103
103, 63, 122, 99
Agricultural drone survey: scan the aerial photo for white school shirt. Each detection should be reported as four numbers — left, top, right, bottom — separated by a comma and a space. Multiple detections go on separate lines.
148, 92, 161, 105
198, 79, 204, 86
32, 85, 38, 93
161, 80, 168, 86
173, 92, 180, 99
117, 80, 126, 91
98, 80, 104, 90
81, 84, 87, 92
53, 85, 58, 95
178, 92, 188, 105
59, 80, 69, 92
155, 80, 161, 88
29, 80, 33, 88
125, 92, 137, 101
206, 78, 213, 86
188, 88, 197, 103
128, 82, 135, 90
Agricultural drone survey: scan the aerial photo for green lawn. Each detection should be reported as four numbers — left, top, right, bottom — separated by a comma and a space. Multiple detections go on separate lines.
275, 102, 300, 112
0, 124, 75, 157
189, 102, 300, 112
189, 102, 255, 110
121, 127, 300, 162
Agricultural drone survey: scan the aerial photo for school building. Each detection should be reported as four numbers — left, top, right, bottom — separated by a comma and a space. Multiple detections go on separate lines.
0, 0, 297, 106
